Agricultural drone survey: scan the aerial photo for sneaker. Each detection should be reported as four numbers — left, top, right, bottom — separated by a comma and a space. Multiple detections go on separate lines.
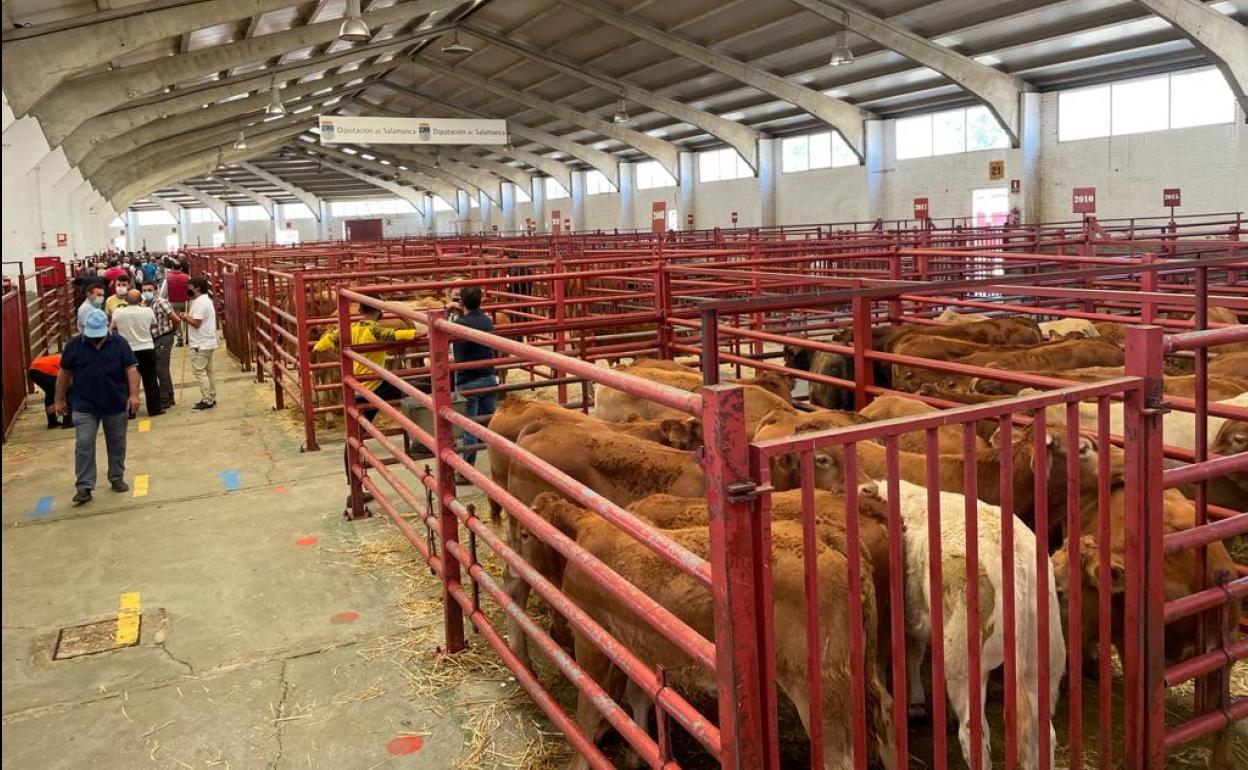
110, 479, 129, 493
46, 421, 60, 430
148, 409, 165, 417
191, 400, 216, 411
72, 488, 92, 504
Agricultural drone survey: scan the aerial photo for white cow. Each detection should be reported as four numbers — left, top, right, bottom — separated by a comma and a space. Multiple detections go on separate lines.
880, 479, 1065, 770
1038, 317, 1099, 339
1043, 391, 1248, 452
936, 308, 990, 323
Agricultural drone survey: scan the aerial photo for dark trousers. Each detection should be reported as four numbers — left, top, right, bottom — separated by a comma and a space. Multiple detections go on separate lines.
134, 349, 162, 416
153, 332, 175, 407
343, 380, 405, 484
29, 370, 70, 426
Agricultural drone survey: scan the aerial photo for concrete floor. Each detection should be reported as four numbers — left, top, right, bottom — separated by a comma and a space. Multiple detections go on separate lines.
2, 345, 558, 769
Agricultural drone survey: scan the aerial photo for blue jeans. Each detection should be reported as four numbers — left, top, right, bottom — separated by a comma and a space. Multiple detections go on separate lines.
74, 411, 128, 491
456, 375, 497, 467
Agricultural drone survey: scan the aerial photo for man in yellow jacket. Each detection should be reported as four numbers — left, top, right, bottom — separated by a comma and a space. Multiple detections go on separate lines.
313, 297, 417, 504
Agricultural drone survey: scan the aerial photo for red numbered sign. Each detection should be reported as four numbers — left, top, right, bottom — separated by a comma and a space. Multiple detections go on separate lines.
55, 233, 68, 247
1072, 187, 1097, 214
651, 201, 666, 234
913, 198, 930, 219
550, 209, 561, 234
1163, 188, 1181, 208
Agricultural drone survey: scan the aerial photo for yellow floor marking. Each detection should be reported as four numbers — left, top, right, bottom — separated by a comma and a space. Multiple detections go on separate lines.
115, 592, 141, 645
138, 419, 151, 432
133, 474, 149, 498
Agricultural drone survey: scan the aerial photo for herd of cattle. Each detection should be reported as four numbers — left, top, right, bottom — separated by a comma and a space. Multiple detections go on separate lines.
462, 307, 1247, 770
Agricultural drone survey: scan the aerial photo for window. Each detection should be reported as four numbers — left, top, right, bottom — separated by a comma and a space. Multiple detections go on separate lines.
109, 216, 126, 228
186, 207, 216, 224
165, 233, 179, 251
544, 177, 569, 200
585, 169, 616, 195
275, 229, 300, 246
1170, 68, 1235, 128
636, 160, 676, 190
330, 199, 417, 216
113, 235, 127, 251
1059, 68, 1235, 141
469, 195, 479, 209
280, 203, 315, 220
781, 132, 857, 172
698, 148, 752, 182
431, 196, 454, 212
896, 106, 1009, 160
1111, 75, 1168, 136
234, 205, 269, 221
212, 232, 226, 248
136, 210, 176, 226
513, 182, 531, 203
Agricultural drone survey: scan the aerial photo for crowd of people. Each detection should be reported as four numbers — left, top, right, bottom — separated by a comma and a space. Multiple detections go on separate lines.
28, 249, 218, 506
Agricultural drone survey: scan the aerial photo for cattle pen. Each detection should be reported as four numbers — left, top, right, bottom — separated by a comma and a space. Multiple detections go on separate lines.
170, 217, 1247, 770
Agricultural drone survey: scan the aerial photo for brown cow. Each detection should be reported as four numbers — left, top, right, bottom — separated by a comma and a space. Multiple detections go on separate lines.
593, 372, 795, 433
620, 358, 795, 403
533, 494, 897, 770
859, 394, 990, 454
1206, 419, 1248, 511
484, 397, 701, 523
1052, 487, 1241, 670
893, 338, 1126, 393
1210, 352, 1248, 379
972, 368, 1248, 400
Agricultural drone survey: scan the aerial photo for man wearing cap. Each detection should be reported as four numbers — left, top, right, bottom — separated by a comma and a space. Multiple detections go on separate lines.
55, 308, 139, 505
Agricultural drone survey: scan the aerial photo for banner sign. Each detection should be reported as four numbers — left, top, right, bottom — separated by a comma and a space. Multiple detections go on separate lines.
318, 116, 507, 145
1163, 188, 1181, 208
1072, 187, 1097, 214
651, 201, 667, 234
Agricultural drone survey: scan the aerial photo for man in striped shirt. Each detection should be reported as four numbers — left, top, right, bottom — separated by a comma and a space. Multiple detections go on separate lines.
142, 279, 180, 410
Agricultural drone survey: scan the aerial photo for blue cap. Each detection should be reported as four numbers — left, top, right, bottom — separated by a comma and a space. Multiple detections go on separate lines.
83, 307, 108, 338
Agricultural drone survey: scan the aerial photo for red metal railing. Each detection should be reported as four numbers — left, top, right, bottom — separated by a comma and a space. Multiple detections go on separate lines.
1, 287, 28, 441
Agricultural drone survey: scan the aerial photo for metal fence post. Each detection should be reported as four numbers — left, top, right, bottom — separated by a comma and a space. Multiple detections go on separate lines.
1122, 325, 1166, 770
292, 273, 318, 452
428, 310, 466, 653
338, 290, 368, 521
852, 294, 874, 410
700, 384, 778, 770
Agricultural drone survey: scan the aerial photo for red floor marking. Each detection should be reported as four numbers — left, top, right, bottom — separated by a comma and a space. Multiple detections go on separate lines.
273, 485, 288, 494
294, 535, 318, 547
331, 610, 359, 624
386, 736, 424, 756
256, 452, 269, 459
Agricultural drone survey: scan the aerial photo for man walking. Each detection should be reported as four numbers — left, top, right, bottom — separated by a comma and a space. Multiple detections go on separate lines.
142, 279, 180, 410
449, 286, 497, 485
111, 289, 163, 417
55, 308, 138, 504
179, 277, 218, 410
77, 282, 105, 333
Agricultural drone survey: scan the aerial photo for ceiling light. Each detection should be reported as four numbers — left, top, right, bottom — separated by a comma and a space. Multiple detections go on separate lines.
829, 10, 854, 67
266, 83, 286, 116
233, 129, 248, 151
441, 29, 473, 56
339, 0, 371, 42
612, 98, 630, 126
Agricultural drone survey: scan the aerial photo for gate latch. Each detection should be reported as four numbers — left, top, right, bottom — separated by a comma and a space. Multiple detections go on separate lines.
726, 480, 772, 503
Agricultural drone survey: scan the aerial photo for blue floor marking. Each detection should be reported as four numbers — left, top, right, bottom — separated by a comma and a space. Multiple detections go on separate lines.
218, 469, 241, 492
26, 496, 53, 519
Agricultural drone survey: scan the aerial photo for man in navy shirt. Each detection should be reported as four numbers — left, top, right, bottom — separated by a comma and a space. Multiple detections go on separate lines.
450, 286, 497, 484
55, 308, 139, 504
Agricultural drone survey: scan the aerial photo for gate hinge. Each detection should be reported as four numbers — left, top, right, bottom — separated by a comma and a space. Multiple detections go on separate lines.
1141, 402, 1171, 417
726, 480, 773, 503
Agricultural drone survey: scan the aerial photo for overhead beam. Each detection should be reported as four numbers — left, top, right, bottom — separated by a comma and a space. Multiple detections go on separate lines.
214, 176, 278, 218
2, 0, 303, 114
787, 0, 1025, 145
415, 57, 682, 181
1134, 0, 1248, 118
27, 4, 458, 144
169, 184, 228, 224
376, 81, 581, 189
59, 35, 417, 163
558, 0, 871, 160
363, 144, 503, 204
236, 161, 323, 220
305, 143, 461, 210
313, 158, 428, 214
144, 194, 183, 221
466, 24, 762, 172
80, 65, 391, 175
112, 127, 302, 210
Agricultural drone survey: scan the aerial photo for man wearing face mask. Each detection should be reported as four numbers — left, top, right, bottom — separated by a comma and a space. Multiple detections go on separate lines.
105, 274, 131, 319
142, 279, 180, 410
77, 282, 106, 333
179, 277, 218, 410
111, 289, 162, 418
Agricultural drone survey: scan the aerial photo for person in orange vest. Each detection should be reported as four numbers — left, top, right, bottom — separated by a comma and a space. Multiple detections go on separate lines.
29, 354, 71, 429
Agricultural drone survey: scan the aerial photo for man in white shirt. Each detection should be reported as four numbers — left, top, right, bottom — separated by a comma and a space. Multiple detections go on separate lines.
179, 277, 218, 410
110, 289, 163, 417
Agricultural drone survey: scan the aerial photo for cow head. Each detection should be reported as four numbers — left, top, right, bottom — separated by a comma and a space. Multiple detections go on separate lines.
894, 365, 973, 394
658, 417, 703, 451
1212, 420, 1248, 495
750, 370, 795, 402
783, 344, 812, 372
1051, 533, 1127, 648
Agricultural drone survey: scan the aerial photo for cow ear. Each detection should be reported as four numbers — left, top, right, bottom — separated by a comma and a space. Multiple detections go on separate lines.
1045, 431, 1055, 447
